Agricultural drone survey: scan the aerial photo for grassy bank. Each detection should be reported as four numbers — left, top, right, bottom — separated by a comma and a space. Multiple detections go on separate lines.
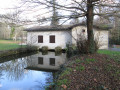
0, 40, 26, 51
55, 50, 120, 90
0, 40, 38, 58
98, 49, 120, 55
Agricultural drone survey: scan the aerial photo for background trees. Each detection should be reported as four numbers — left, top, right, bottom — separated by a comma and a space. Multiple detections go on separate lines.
0, 11, 26, 41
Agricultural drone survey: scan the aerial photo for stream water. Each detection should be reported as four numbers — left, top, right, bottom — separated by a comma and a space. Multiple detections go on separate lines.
0, 52, 67, 90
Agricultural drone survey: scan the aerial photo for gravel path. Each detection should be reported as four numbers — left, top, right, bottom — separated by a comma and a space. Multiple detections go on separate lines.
108, 48, 120, 51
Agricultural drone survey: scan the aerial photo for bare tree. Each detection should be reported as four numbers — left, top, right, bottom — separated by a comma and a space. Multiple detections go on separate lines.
51, 0, 59, 26
18, 0, 120, 53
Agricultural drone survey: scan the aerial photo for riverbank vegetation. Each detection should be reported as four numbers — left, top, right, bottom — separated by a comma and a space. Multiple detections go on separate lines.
55, 50, 120, 90
0, 40, 38, 58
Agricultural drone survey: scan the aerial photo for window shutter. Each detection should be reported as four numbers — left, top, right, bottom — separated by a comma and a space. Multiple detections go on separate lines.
38, 57, 43, 64
50, 35, 55, 43
50, 58, 55, 66
38, 35, 43, 43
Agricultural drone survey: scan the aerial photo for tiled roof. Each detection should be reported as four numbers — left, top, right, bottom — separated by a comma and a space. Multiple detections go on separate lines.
24, 25, 71, 31
25, 24, 112, 31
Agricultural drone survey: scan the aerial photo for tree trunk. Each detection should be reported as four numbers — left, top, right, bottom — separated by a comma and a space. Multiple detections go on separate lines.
87, 0, 95, 53
51, 0, 59, 26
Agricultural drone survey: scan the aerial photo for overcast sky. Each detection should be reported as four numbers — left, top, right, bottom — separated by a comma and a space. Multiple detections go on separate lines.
0, 0, 71, 26
0, 0, 20, 14
0, 0, 52, 21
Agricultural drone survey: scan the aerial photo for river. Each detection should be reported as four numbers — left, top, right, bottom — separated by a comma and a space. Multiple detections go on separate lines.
0, 51, 67, 90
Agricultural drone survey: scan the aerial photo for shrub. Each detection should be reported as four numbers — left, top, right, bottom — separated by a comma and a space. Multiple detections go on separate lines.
26, 45, 39, 51
55, 46, 62, 52
76, 33, 101, 54
66, 33, 100, 55
42, 46, 48, 51
66, 43, 79, 58
77, 39, 89, 54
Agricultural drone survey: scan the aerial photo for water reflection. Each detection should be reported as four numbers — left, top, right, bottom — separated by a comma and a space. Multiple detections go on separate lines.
0, 58, 27, 81
26, 52, 67, 71
0, 51, 66, 90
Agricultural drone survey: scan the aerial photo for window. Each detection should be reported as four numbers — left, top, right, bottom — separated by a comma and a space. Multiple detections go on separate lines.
49, 58, 55, 66
82, 29, 85, 33
50, 35, 55, 43
38, 57, 43, 64
38, 35, 43, 43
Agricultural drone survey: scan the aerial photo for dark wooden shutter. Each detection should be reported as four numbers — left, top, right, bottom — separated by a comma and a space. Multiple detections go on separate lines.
38, 35, 43, 43
38, 57, 43, 64
50, 35, 55, 43
50, 58, 55, 66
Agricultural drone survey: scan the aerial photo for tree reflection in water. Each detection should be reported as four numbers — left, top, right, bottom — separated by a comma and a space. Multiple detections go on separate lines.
0, 57, 28, 81
0, 66, 4, 88
34, 72, 54, 89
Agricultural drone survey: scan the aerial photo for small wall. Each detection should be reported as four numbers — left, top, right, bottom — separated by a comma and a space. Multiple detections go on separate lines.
94, 30, 109, 49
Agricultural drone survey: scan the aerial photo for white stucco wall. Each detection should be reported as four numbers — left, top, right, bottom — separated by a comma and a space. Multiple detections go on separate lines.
27, 30, 72, 49
27, 26, 109, 49
94, 30, 109, 49
71, 26, 109, 49
72, 26, 88, 44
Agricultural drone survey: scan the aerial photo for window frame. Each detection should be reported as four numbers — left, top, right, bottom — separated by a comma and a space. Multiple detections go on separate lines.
49, 58, 55, 66
49, 35, 55, 43
82, 29, 85, 33
38, 57, 43, 65
38, 35, 43, 43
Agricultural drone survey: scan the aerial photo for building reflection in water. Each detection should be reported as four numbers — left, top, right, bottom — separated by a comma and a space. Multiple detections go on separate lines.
26, 52, 67, 71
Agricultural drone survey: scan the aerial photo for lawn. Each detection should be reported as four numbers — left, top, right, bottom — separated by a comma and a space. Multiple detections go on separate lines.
98, 49, 120, 55
0, 40, 26, 51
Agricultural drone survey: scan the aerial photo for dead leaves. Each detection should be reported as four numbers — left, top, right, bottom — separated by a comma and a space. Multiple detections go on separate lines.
61, 84, 67, 89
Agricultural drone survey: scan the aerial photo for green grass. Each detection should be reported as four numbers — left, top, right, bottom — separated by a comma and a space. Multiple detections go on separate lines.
60, 69, 71, 77
97, 50, 120, 55
75, 59, 81, 63
98, 50, 120, 63
0, 43, 20, 50
86, 58, 96, 62
76, 65, 85, 71
0, 40, 26, 51
57, 79, 69, 86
